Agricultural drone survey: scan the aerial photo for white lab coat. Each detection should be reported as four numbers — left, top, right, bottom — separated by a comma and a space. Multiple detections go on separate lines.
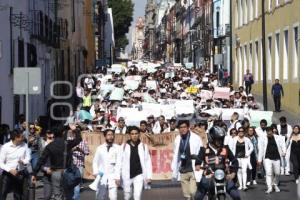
277, 124, 293, 171
92, 143, 122, 187
121, 142, 152, 182
171, 132, 203, 182
229, 137, 254, 158
258, 135, 287, 162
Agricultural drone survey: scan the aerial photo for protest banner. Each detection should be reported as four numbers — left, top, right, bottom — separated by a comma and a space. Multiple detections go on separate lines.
248, 110, 273, 128
213, 87, 230, 100
175, 100, 194, 115
109, 88, 124, 101
82, 132, 177, 180
124, 79, 140, 90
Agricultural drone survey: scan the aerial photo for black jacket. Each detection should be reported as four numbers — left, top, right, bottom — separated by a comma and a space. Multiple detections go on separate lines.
33, 130, 82, 176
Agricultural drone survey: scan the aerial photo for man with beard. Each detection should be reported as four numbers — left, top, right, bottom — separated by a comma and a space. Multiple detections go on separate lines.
121, 126, 152, 200
92, 129, 122, 200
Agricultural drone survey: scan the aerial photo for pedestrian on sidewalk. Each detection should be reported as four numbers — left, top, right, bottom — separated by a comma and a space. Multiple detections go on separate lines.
122, 126, 152, 200
258, 127, 286, 194
246, 127, 258, 186
271, 79, 284, 112
171, 120, 203, 200
92, 129, 122, 200
28, 123, 42, 170
244, 69, 254, 95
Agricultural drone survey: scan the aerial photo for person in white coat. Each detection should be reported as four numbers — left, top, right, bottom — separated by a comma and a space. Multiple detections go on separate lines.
171, 120, 203, 200
92, 129, 122, 200
277, 116, 293, 175
229, 127, 253, 190
227, 112, 241, 135
258, 127, 286, 194
121, 126, 152, 200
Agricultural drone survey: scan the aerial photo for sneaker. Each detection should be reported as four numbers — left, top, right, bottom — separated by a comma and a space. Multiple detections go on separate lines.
280, 170, 284, 175
243, 187, 248, 191
252, 180, 257, 185
238, 186, 243, 190
246, 182, 251, 186
265, 188, 272, 194
285, 171, 290, 176
274, 186, 280, 193
296, 180, 299, 184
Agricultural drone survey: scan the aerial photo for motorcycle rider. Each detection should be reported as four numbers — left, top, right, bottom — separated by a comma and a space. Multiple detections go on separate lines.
195, 126, 241, 200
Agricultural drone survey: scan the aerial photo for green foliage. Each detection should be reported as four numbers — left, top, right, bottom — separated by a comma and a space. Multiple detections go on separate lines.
108, 0, 134, 49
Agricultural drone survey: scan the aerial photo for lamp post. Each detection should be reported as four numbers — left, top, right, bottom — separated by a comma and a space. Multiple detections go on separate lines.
262, 0, 268, 111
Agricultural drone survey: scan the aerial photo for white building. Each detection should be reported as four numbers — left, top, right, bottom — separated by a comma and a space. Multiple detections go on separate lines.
104, 8, 115, 65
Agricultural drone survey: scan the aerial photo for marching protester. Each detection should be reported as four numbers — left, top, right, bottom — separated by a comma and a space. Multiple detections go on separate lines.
40, 130, 55, 200
246, 127, 258, 186
69, 129, 90, 200
171, 120, 203, 200
195, 126, 241, 200
258, 127, 286, 193
31, 124, 82, 199
277, 116, 292, 175
229, 127, 253, 191
121, 126, 152, 200
92, 129, 122, 200
115, 117, 127, 134
290, 125, 300, 184
0, 129, 31, 199
28, 123, 42, 170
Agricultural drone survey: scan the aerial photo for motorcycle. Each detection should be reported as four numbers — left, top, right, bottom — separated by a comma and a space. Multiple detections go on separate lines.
204, 168, 227, 200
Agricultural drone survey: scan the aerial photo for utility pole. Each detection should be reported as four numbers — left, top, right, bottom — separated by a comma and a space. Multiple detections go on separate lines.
262, 0, 268, 111
229, 0, 233, 84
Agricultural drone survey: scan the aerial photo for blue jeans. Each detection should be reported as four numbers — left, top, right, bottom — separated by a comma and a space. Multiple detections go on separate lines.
195, 176, 241, 200
31, 152, 40, 170
73, 166, 83, 200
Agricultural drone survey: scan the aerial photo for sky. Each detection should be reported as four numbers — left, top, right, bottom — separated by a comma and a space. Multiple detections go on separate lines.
125, 0, 147, 54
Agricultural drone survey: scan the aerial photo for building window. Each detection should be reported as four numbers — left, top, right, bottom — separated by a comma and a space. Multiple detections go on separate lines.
238, 0, 243, 27
275, 33, 280, 79
249, 0, 254, 21
239, 47, 243, 85
267, 36, 272, 81
243, 0, 248, 25
283, 29, 289, 80
0, 96, 2, 124
255, 41, 259, 81
268, 0, 272, 11
276, 0, 280, 7
249, 43, 253, 74
293, 26, 299, 79
255, 0, 258, 18
243, 45, 248, 77
235, 0, 239, 28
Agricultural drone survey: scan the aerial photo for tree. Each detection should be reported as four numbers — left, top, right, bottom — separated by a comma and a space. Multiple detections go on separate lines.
108, 0, 134, 49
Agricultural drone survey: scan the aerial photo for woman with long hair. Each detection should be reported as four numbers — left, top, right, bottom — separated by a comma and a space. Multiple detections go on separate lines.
290, 125, 300, 184
246, 126, 258, 186
229, 127, 253, 190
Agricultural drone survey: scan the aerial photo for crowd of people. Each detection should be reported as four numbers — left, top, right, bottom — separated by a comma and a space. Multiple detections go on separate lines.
0, 62, 298, 200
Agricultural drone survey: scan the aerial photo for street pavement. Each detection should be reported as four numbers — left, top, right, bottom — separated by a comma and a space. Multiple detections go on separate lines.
7, 175, 298, 199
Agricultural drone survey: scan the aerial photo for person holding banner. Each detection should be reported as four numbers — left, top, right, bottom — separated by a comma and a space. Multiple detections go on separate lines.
121, 126, 152, 200
92, 129, 122, 200
171, 120, 203, 200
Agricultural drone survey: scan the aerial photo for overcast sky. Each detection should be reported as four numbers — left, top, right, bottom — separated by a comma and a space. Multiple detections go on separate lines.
125, 0, 147, 54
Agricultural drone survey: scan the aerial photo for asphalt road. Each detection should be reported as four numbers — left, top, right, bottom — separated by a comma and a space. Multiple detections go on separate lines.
6, 175, 298, 199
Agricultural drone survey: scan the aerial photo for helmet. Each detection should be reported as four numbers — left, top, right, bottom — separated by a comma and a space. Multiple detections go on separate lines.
208, 126, 226, 145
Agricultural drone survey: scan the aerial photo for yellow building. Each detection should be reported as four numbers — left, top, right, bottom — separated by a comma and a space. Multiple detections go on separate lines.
232, 0, 300, 114
85, 0, 96, 73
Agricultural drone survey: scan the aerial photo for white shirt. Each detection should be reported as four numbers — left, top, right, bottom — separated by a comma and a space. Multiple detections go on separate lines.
0, 141, 31, 172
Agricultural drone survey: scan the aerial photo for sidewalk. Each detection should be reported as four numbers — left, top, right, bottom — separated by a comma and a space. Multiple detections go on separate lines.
254, 94, 299, 126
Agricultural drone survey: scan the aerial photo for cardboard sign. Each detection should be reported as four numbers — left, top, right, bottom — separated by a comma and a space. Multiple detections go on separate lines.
124, 80, 140, 90
175, 100, 195, 115
109, 88, 124, 101
213, 87, 230, 100
146, 80, 157, 90
249, 110, 273, 128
